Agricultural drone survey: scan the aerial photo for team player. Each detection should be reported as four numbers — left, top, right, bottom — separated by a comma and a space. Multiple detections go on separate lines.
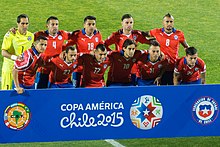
64, 16, 103, 87
104, 14, 152, 82
48, 46, 78, 88
107, 39, 143, 87
136, 40, 168, 86
12, 36, 48, 94
173, 47, 206, 85
78, 44, 111, 88
35, 16, 71, 89
104, 14, 151, 51
144, 13, 189, 85
1, 14, 34, 90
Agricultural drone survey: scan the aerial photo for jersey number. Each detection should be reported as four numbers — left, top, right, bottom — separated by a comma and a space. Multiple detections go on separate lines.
53, 41, 57, 49
88, 43, 94, 51
63, 70, 71, 75
94, 67, 101, 74
123, 64, 130, 69
166, 39, 170, 46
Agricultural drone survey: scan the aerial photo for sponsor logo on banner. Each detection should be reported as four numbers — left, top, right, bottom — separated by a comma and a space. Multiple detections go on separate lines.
192, 96, 219, 125
4, 102, 31, 130
130, 95, 163, 130
60, 101, 124, 128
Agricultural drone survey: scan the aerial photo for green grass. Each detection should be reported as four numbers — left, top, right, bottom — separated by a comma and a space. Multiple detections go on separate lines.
0, 0, 219, 146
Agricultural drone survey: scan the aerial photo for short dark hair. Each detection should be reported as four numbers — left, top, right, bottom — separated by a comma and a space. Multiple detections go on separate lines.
65, 46, 76, 53
96, 44, 106, 52
122, 39, 137, 48
121, 14, 132, 21
17, 14, 29, 23
36, 35, 48, 42
186, 47, 197, 56
46, 16, 58, 24
84, 16, 96, 23
150, 40, 160, 47
163, 13, 174, 19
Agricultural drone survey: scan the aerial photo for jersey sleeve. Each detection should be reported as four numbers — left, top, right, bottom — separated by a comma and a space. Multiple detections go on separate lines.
1, 32, 13, 51
104, 31, 118, 51
14, 50, 33, 71
133, 30, 150, 44
198, 58, 206, 73
178, 30, 186, 44
149, 29, 158, 37
174, 58, 182, 74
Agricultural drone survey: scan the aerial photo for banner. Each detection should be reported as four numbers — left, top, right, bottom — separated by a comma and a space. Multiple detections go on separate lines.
0, 84, 219, 143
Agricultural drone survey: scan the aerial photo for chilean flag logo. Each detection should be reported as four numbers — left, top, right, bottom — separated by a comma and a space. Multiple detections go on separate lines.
198, 105, 212, 118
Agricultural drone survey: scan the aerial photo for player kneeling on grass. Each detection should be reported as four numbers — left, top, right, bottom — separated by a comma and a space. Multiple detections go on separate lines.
48, 46, 78, 88
106, 38, 142, 87
12, 36, 48, 94
78, 44, 111, 88
173, 47, 206, 85
136, 40, 168, 86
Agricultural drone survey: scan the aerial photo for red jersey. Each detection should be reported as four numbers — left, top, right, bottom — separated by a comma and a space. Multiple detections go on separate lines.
174, 57, 206, 82
78, 54, 111, 88
107, 50, 142, 83
14, 48, 46, 86
49, 57, 78, 84
137, 53, 168, 80
35, 30, 70, 74
65, 29, 103, 53
149, 28, 186, 70
104, 29, 150, 51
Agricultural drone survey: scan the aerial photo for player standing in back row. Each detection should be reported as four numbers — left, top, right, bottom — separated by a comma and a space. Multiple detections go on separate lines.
144, 13, 189, 85
35, 16, 71, 89
64, 16, 103, 87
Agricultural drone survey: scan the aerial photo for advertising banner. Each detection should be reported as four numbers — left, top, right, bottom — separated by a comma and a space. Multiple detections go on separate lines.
0, 85, 219, 143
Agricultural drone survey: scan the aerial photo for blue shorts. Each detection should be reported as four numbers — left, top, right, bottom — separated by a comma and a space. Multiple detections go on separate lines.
72, 72, 82, 88
107, 81, 134, 87
36, 72, 49, 89
49, 83, 74, 88
161, 71, 174, 85
181, 79, 202, 85
13, 83, 35, 89
137, 78, 156, 86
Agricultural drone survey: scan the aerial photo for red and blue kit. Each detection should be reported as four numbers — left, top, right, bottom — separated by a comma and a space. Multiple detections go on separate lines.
49, 57, 78, 85
137, 53, 168, 80
78, 54, 111, 88
14, 48, 46, 86
35, 30, 71, 74
174, 57, 206, 83
150, 28, 185, 70
105, 29, 150, 51
65, 29, 103, 53
107, 50, 142, 83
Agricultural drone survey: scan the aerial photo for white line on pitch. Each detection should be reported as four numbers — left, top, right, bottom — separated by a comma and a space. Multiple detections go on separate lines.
105, 139, 126, 147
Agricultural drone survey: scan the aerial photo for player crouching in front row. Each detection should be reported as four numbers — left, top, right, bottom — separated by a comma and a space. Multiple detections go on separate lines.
173, 47, 206, 85
12, 36, 48, 94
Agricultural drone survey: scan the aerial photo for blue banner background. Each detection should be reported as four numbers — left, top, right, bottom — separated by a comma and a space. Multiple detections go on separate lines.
0, 84, 219, 143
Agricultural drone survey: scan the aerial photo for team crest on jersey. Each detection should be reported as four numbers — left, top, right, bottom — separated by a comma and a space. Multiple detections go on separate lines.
158, 64, 162, 68
103, 64, 108, 69
58, 35, 63, 40
192, 96, 218, 125
174, 35, 178, 40
27, 36, 32, 41
130, 95, 163, 130
133, 35, 137, 40
95, 37, 99, 42
4, 102, 31, 130
73, 64, 77, 69
195, 67, 199, 72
